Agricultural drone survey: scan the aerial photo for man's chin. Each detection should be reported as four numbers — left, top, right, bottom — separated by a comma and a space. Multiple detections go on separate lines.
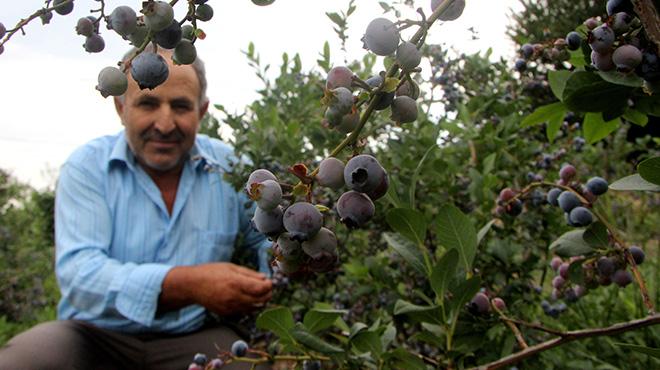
140, 156, 184, 174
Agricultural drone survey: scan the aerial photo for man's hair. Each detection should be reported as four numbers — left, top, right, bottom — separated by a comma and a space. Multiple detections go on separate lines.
120, 43, 208, 104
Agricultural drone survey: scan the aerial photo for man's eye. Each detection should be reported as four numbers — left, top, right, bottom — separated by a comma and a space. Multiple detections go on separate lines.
139, 100, 157, 107
172, 103, 192, 111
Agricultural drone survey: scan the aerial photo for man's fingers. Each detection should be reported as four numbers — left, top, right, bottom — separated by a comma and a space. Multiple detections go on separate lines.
230, 264, 267, 280
239, 277, 272, 297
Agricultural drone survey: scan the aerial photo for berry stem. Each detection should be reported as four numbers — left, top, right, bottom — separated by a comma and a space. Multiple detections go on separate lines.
493, 305, 529, 349
0, 0, 75, 49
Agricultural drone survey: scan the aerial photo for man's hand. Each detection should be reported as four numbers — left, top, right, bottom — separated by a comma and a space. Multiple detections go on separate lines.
159, 263, 273, 315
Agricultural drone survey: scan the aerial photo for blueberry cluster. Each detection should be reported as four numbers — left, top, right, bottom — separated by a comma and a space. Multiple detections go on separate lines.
546, 164, 608, 228
248, 155, 388, 275
468, 291, 506, 316
187, 352, 224, 370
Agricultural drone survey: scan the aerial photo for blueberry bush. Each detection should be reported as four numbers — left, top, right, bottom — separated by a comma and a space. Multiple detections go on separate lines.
1, 0, 659, 369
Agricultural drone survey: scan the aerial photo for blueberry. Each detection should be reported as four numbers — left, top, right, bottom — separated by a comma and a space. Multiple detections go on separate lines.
143, 1, 175, 32
84, 34, 105, 53
559, 164, 576, 182
192, 353, 207, 366
362, 18, 400, 56
390, 96, 418, 124
612, 44, 642, 72
209, 359, 224, 369
173, 39, 198, 65
521, 43, 534, 59
396, 41, 422, 71
566, 32, 582, 51
637, 52, 660, 82
498, 188, 516, 203
469, 292, 490, 315
53, 0, 74, 16
569, 206, 593, 227
589, 25, 615, 53
337, 191, 375, 229
252, 206, 284, 237
629, 246, 645, 265
195, 4, 214, 22
76, 17, 95, 37
154, 20, 182, 49
433, 0, 466, 21
40, 11, 54, 25
365, 75, 394, 111
283, 202, 323, 241
612, 12, 632, 35
231, 340, 249, 357
109, 6, 137, 37
558, 262, 570, 279
606, 0, 634, 16
344, 154, 387, 194
586, 177, 608, 196
0, 22, 6, 39
592, 50, 616, 71
550, 256, 563, 271
506, 199, 523, 216
552, 275, 565, 289
303, 360, 321, 370
492, 297, 506, 311
612, 269, 633, 287
96, 66, 128, 98
514, 59, 527, 72
316, 157, 346, 190
558, 191, 581, 213
130, 52, 169, 90
547, 188, 562, 207
326, 66, 354, 90
597, 257, 616, 277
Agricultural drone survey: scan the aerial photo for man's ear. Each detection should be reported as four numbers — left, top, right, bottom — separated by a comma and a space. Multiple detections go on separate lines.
114, 96, 125, 117
198, 100, 209, 120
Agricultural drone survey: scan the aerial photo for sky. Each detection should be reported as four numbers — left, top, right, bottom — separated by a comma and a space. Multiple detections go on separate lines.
0, 0, 523, 190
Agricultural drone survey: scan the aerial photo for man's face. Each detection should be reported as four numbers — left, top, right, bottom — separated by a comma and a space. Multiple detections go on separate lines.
114, 51, 208, 174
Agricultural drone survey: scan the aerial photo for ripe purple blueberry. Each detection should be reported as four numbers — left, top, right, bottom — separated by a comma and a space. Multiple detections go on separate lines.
276, 233, 303, 260
328, 87, 354, 116
252, 206, 285, 237
629, 246, 645, 265
514, 59, 527, 72
84, 34, 105, 53
154, 21, 183, 49
612, 44, 642, 72
592, 50, 615, 71
251, 179, 282, 211
192, 353, 207, 366
589, 25, 615, 53
597, 257, 616, 277
637, 52, 660, 82
363, 18, 400, 56
283, 202, 323, 241
336, 190, 375, 228
558, 191, 581, 213
395, 80, 420, 100
552, 275, 565, 289
550, 256, 563, 271
559, 164, 576, 182
396, 42, 422, 71
566, 32, 582, 51
569, 206, 593, 227
366, 75, 395, 111
96, 67, 128, 98
303, 360, 321, 370
0, 22, 5, 39
109, 6, 137, 37
612, 269, 632, 287
344, 154, 387, 194
390, 96, 418, 124
246, 169, 277, 196
559, 262, 570, 279
586, 177, 608, 195
612, 12, 632, 35
498, 188, 516, 203
130, 52, 169, 90
76, 17, 95, 37
209, 359, 224, 369
53, 0, 74, 16
316, 157, 345, 189
547, 188, 562, 207
231, 340, 249, 357
492, 297, 506, 311
606, 0, 634, 16
521, 43, 534, 59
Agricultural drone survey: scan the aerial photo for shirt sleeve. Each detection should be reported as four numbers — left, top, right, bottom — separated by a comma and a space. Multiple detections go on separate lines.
237, 191, 273, 276
55, 162, 173, 327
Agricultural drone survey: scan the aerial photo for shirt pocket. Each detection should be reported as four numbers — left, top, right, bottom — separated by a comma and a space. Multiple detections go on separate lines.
200, 230, 236, 262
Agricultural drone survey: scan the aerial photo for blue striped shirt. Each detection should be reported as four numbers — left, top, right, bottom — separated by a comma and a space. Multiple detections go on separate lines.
54, 131, 271, 334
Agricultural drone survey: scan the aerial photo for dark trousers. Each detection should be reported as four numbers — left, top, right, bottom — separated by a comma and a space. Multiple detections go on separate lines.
0, 320, 268, 370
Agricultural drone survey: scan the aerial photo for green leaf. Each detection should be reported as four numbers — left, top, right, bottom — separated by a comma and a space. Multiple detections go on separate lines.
636, 96, 660, 117
638, 156, 660, 186
614, 343, 660, 359
549, 230, 595, 257
623, 108, 649, 127
303, 308, 347, 334
521, 102, 566, 128
609, 174, 660, 192
410, 144, 437, 208
568, 260, 584, 285
583, 112, 620, 144
436, 205, 478, 271
597, 71, 644, 87
325, 12, 344, 27
477, 219, 496, 246
393, 300, 442, 325
256, 307, 295, 343
383, 232, 429, 275
290, 323, 344, 354
351, 331, 382, 357
546, 110, 565, 142
548, 70, 571, 100
383, 348, 427, 370
386, 208, 427, 246
449, 276, 481, 315
583, 222, 609, 248
563, 71, 633, 113
482, 153, 496, 174
430, 249, 459, 301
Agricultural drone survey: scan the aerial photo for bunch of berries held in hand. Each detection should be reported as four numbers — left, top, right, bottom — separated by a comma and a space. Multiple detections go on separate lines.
246, 154, 389, 276
514, 0, 659, 88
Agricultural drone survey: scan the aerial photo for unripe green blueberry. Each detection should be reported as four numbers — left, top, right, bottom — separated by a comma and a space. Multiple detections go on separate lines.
53, 0, 74, 16
173, 39, 197, 65
143, 1, 175, 32
252, 0, 276, 5
316, 157, 345, 189
390, 96, 418, 124
629, 246, 645, 265
96, 66, 128, 98
182, 24, 195, 41
396, 41, 422, 70
363, 18, 400, 56
432, 0, 466, 21
612, 44, 642, 72
110, 6, 137, 37
84, 34, 105, 53
195, 4, 214, 22
129, 24, 149, 47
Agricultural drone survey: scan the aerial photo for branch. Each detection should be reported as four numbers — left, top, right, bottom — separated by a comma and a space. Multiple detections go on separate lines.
472, 314, 660, 370
632, 0, 660, 51
0, 0, 74, 49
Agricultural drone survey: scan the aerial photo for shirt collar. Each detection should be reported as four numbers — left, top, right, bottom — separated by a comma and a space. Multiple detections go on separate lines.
107, 131, 225, 173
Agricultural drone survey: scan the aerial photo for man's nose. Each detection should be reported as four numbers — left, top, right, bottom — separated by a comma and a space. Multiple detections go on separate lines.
153, 106, 176, 134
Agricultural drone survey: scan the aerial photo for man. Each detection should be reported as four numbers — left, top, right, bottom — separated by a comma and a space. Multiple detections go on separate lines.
0, 46, 273, 369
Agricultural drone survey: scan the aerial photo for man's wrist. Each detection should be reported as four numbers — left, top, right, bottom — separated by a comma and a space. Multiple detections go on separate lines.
158, 265, 200, 312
